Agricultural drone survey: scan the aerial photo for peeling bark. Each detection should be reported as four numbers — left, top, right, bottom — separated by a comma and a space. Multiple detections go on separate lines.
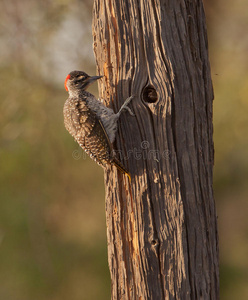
92, 0, 219, 299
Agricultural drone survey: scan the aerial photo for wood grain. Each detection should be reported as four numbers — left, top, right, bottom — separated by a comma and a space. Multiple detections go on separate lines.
93, 0, 219, 299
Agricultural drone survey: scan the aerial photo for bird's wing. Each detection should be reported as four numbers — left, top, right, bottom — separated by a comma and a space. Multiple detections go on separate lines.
97, 119, 130, 180
98, 118, 113, 150
83, 114, 113, 166
76, 100, 96, 136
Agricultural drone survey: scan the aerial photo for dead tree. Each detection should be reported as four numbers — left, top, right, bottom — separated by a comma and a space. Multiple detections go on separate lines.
92, 0, 219, 299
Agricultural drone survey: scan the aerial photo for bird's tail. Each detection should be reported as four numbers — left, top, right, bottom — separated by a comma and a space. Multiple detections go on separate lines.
113, 158, 131, 182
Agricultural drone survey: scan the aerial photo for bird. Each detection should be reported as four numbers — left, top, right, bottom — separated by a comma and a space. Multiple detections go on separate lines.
63, 70, 134, 180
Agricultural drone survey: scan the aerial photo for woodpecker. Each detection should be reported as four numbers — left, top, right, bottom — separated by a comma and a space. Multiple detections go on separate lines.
63, 70, 134, 179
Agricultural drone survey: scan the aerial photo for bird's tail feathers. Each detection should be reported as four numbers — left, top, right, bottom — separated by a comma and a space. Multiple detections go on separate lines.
113, 158, 131, 182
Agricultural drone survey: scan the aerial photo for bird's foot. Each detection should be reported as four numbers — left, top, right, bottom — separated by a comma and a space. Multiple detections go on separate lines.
118, 95, 135, 117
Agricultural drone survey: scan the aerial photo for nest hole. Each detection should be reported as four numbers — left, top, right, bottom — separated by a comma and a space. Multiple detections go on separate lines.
142, 85, 158, 103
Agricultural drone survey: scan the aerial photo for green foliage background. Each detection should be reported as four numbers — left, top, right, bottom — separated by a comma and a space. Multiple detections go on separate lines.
0, 0, 247, 299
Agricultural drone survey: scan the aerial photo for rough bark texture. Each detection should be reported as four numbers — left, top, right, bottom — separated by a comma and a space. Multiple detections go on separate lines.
92, 0, 219, 299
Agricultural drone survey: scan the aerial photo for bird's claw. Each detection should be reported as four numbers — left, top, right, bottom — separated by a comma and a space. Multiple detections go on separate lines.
123, 106, 135, 116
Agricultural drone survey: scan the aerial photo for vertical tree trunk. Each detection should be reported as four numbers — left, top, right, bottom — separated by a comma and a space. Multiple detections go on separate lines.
93, 0, 219, 299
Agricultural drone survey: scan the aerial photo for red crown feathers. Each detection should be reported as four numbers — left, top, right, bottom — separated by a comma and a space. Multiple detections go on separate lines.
64, 74, 71, 91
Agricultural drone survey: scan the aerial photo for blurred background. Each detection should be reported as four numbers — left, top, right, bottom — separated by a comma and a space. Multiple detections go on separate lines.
0, 0, 247, 299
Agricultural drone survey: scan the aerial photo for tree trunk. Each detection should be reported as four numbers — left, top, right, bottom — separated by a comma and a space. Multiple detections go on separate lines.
92, 0, 219, 299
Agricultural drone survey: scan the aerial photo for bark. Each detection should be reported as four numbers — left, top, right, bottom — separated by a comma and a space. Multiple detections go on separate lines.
92, 0, 219, 299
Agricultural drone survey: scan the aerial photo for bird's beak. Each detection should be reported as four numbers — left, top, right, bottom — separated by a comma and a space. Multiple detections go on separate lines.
88, 75, 103, 83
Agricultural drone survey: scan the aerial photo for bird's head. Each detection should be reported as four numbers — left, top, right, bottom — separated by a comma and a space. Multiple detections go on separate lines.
64, 70, 103, 94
